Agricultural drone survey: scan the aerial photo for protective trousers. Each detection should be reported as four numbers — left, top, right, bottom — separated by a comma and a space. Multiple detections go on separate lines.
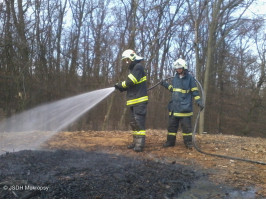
167, 115, 193, 148
128, 103, 147, 152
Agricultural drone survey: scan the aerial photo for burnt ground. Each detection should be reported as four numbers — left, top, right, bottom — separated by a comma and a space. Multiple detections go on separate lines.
0, 130, 265, 199
0, 150, 198, 199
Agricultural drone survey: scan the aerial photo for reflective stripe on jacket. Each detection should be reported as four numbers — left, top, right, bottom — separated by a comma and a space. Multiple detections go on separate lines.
118, 61, 148, 106
161, 71, 201, 117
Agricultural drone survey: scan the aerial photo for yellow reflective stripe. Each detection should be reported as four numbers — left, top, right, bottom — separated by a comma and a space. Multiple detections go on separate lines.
128, 74, 138, 84
173, 88, 190, 93
137, 76, 147, 84
170, 112, 193, 117
191, 87, 198, 91
168, 132, 177, 136
128, 74, 147, 85
135, 130, 146, 135
183, 133, 192, 136
132, 131, 138, 135
168, 85, 173, 90
194, 96, 200, 100
122, 81, 127, 88
127, 96, 148, 106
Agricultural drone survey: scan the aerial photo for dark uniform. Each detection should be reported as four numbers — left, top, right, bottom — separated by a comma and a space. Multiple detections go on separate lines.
161, 70, 202, 148
116, 59, 148, 151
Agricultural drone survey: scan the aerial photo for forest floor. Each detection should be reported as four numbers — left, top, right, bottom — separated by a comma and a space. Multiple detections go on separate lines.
0, 130, 265, 199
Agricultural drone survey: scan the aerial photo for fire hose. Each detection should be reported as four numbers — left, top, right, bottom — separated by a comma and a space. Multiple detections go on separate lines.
148, 74, 266, 165
147, 76, 174, 91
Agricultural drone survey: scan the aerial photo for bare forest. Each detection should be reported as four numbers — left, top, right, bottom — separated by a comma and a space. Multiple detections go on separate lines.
0, 0, 265, 137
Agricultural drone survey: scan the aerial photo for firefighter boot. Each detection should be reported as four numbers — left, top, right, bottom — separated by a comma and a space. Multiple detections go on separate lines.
163, 135, 176, 147
183, 135, 193, 149
134, 135, 145, 152
127, 135, 136, 149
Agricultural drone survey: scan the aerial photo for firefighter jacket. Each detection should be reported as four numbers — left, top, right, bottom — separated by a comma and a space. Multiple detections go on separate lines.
118, 60, 148, 106
161, 71, 201, 117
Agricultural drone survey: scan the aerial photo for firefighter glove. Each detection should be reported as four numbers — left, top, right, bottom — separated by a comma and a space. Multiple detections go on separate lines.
114, 83, 124, 92
197, 101, 204, 111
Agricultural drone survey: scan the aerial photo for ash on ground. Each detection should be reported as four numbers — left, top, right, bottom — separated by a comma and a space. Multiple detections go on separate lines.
0, 150, 197, 199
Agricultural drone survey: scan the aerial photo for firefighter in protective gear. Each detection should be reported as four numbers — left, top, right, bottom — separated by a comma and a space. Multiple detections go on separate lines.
114, 49, 148, 152
161, 58, 204, 149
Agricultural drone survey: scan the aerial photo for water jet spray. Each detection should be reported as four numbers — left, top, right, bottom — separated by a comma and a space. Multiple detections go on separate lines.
0, 87, 115, 154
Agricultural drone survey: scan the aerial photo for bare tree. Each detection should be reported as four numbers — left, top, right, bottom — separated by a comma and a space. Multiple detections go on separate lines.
197, 0, 254, 134
243, 21, 266, 135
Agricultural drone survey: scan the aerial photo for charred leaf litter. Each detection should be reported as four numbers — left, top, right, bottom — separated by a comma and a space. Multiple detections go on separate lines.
0, 150, 258, 199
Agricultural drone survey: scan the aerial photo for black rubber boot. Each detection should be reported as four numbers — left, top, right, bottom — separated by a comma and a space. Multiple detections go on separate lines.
183, 135, 193, 149
127, 135, 136, 149
163, 135, 176, 147
134, 135, 145, 152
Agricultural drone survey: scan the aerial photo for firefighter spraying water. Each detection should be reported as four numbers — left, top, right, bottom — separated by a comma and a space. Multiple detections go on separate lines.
114, 49, 148, 152
113, 51, 205, 152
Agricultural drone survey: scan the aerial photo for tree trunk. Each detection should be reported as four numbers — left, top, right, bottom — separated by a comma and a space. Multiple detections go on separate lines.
199, 0, 220, 134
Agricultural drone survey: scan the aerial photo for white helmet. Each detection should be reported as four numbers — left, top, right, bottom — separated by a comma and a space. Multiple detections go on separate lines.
173, 58, 187, 70
121, 49, 143, 61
